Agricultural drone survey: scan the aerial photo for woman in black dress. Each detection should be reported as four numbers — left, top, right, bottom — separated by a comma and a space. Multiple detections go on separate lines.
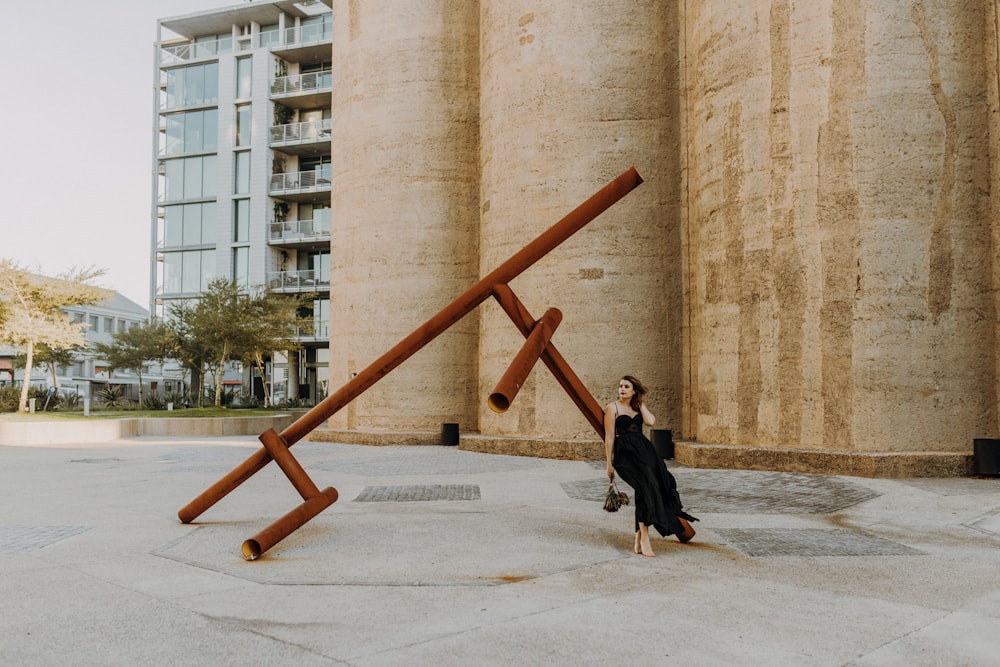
604, 375, 697, 557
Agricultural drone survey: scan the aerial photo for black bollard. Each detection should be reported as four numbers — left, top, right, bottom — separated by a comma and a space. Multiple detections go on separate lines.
441, 423, 459, 446
651, 429, 674, 460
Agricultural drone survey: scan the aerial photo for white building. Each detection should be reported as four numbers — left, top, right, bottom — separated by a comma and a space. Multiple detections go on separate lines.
0, 292, 166, 403
151, 0, 332, 404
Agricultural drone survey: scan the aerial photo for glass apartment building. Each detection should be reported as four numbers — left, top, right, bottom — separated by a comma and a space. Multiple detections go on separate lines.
151, 0, 332, 403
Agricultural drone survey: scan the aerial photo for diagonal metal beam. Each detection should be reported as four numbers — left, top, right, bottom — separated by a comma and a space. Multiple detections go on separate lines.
178, 167, 642, 528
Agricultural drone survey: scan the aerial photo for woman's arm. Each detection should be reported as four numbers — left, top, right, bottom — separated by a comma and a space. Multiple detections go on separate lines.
639, 401, 656, 427
604, 403, 616, 479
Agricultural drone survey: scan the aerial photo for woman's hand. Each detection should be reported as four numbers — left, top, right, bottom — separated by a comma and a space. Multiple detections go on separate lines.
606, 463, 615, 480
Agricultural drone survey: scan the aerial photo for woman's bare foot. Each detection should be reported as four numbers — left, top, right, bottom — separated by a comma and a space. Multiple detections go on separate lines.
634, 531, 641, 554
639, 524, 655, 557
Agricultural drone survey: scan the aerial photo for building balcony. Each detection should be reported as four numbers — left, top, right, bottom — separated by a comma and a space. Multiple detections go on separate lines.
270, 119, 331, 155
160, 36, 235, 66
270, 70, 332, 109
293, 319, 329, 344
269, 169, 331, 202
268, 269, 329, 294
269, 218, 331, 249
271, 23, 332, 64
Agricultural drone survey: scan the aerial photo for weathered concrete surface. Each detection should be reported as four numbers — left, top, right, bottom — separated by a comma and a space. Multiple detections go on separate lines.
327, 0, 481, 433
2, 436, 998, 665
478, 1, 681, 442
682, 0, 996, 457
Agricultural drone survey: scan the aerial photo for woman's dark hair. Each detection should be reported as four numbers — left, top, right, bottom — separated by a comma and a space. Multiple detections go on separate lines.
621, 375, 647, 412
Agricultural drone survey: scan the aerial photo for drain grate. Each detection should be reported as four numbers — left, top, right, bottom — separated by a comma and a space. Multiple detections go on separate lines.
0, 525, 93, 553
354, 484, 481, 502
715, 528, 924, 557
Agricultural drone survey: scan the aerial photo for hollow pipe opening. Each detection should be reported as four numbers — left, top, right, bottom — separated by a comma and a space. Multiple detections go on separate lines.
242, 539, 262, 561
488, 393, 510, 413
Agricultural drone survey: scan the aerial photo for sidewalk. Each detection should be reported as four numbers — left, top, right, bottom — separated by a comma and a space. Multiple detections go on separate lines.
1, 435, 998, 666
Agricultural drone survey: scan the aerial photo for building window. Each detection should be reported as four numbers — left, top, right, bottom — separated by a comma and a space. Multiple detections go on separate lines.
161, 249, 216, 295
235, 151, 250, 194
163, 202, 216, 248
89, 315, 99, 330
233, 246, 249, 288
118, 320, 127, 333
164, 109, 218, 155
236, 104, 251, 147
236, 57, 252, 98
163, 155, 217, 201
164, 62, 219, 109
104, 317, 113, 332
234, 199, 249, 243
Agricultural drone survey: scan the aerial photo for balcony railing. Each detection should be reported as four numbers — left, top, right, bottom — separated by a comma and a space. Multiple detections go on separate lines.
269, 218, 331, 243
268, 269, 329, 292
270, 70, 332, 97
269, 169, 331, 195
294, 319, 329, 341
160, 37, 233, 65
270, 119, 332, 146
282, 23, 332, 47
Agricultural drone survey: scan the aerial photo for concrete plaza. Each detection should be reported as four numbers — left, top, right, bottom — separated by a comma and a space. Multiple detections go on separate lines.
1, 434, 998, 666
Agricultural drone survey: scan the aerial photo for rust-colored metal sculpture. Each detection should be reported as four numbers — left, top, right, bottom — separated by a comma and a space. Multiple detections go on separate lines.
488, 307, 562, 413
179, 166, 643, 559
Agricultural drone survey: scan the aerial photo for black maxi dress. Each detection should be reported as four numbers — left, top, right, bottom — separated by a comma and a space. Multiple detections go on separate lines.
612, 411, 698, 537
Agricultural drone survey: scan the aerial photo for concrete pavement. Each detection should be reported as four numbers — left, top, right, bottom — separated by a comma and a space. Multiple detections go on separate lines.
1, 434, 998, 666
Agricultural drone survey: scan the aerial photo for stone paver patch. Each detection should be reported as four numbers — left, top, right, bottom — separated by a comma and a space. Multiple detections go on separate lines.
354, 484, 481, 502
715, 528, 924, 557
0, 525, 92, 553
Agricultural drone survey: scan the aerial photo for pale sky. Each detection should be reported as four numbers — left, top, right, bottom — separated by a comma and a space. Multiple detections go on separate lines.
0, 0, 242, 309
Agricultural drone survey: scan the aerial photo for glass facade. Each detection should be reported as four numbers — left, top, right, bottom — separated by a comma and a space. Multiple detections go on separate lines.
162, 202, 215, 248
164, 62, 219, 109
163, 155, 217, 201
165, 109, 218, 155
236, 104, 251, 146
161, 249, 215, 295
154, 4, 333, 403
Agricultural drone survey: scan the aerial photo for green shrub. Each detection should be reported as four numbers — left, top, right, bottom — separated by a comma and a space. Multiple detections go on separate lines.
96, 384, 126, 407
142, 392, 166, 410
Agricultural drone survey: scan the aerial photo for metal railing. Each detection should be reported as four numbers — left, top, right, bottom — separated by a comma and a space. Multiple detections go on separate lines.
268, 269, 330, 292
160, 37, 233, 65
269, 218, 331, 243
269, 169, 332, 194
269, 119, 332, 146
270, 70, 332, 97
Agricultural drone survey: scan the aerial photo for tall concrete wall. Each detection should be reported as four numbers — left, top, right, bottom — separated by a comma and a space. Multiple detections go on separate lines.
479, 1, 679, 440
682, 0, 995, 456
320, 1, 996, 473
326, 0, 480, 431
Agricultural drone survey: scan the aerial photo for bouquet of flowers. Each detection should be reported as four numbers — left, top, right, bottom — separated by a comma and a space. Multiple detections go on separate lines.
603, 480, 630, 512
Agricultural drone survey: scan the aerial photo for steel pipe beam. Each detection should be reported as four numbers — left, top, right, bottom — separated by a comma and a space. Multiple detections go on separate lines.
241, 487, 339, 561
491, 284, 606, 437
488, 307, 562, 413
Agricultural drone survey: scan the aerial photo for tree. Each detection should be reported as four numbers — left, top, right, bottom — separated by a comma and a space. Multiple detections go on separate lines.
174, 279, 308, 408
92, 319, 175, 405
14, 343, 83, 391
0, 261, 107, 412
165, 300, 214, 406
